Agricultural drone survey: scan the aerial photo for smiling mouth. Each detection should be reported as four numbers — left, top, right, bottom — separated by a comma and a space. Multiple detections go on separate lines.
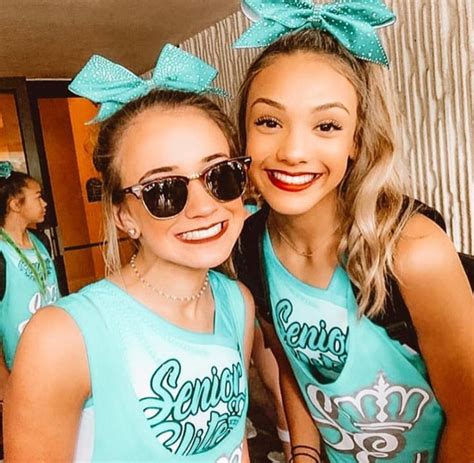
267, 170, 322, 191
177, 221, 228, 244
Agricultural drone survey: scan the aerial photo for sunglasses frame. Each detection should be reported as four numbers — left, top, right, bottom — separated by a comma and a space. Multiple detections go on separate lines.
122, 156, 252, 220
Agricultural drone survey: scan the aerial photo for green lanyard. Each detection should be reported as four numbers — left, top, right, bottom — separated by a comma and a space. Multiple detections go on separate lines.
0, 228, 48, 296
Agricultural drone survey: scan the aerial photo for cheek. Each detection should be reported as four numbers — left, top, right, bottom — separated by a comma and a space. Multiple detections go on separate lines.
247, 137, 273, 173
249, 165, 265, 188
123, 199, 157, 230
320, 137, 353, 163
223, 200, 246, 235
141, 218, 175, 244
228, 199, 246, 221
246, 127, 269, 160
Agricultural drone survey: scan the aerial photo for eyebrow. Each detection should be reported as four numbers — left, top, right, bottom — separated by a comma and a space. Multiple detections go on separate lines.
250, 97, 285, 111
250, 97, 350, 115
138, 153, 228, 183
313, 102, 350, 115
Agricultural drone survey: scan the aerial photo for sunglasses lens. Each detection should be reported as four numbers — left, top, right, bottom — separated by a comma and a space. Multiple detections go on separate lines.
206, 160, 247, 201
142, 178, 188, 218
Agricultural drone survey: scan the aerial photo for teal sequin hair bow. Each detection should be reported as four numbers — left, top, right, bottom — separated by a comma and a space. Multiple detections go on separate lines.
0, 161, 14, 179
69, 44, 227, 122
234, 0, 396, 66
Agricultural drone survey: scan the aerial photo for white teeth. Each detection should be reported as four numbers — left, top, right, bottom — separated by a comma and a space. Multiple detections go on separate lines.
180, 222, 223, 241
271, 171, 316, 185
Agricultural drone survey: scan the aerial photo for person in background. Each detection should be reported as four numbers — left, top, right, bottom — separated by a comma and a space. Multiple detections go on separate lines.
0, 162, 59, 396
233, 0, 474, 462
5, 45, 254, 462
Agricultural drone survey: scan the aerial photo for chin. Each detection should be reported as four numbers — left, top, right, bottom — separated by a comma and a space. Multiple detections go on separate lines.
182, 250, 233, 271
264, 195, 316, 217
178, 237, 237, 270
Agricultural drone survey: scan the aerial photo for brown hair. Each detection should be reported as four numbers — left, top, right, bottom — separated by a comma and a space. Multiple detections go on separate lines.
0, 171, 36, 227
93, 89, 240, 274
238, 29, 413, 317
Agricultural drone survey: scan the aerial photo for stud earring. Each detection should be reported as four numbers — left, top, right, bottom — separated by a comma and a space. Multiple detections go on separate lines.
127, 228, 139, 239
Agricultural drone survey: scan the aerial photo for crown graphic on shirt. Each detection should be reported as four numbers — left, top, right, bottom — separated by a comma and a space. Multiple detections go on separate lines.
334, 374, 431, 432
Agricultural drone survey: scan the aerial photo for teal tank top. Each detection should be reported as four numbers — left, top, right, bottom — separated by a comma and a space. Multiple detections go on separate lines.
263, 229, 445, 463
0, 232, 60, 369
56, 270, 248, 462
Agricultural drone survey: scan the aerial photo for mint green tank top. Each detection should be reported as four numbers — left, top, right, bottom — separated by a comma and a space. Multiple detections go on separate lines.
0, 232, 60, 369
263, 229, 445, 463
56, 270, 248, 462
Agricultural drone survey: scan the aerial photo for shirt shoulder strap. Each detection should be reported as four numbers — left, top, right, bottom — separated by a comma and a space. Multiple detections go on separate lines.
234, 205, 273, 323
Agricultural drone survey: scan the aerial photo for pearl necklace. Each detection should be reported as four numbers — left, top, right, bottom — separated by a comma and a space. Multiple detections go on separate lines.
129, 254, 209, 302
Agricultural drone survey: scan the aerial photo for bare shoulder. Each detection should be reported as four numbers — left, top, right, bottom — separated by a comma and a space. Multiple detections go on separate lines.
395, 212, 463, 284
19, 306, 85, 357
394, 212, 472, 337
5, 307, 91, 460
13, 305, 90, 397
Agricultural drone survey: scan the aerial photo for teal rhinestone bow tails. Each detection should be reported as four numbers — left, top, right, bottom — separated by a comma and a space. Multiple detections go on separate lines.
69, 44, 227, 122
234, 0, 395, 66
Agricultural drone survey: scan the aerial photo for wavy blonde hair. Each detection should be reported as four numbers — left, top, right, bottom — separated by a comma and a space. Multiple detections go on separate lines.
93, 89, 240, 275
237, 30, 414, 318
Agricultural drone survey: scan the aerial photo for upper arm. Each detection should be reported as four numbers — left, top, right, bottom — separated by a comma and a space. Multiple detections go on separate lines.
237, 282, 255, 371
395, 215, 474, 423
4, 306, 90, 461
259, 317, 321, 450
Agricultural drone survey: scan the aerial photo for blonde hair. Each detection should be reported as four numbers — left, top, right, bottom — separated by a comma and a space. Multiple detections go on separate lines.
237, 30, 414, 317
93, 89, 240, 275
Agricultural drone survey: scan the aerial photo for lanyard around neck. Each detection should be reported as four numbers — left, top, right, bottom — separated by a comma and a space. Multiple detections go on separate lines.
0, 228, 48, 295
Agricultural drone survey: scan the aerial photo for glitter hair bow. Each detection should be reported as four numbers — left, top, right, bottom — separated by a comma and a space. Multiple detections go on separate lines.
233, 0, 396, 66
69, 44, 227, 122
0, 161, 14, 179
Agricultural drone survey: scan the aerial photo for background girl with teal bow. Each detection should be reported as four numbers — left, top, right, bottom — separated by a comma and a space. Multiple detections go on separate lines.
5, 46, 255, 462
233, 0, 473, 462
0, 165, 59, 397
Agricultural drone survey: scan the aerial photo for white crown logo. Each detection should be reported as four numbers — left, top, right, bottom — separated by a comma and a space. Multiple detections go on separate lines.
334, 373, 431, 432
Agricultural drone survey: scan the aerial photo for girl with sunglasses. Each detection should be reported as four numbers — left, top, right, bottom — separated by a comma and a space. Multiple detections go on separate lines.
5, 46, 254, 462
233, 1, 473, 462
0, 164, 59, 397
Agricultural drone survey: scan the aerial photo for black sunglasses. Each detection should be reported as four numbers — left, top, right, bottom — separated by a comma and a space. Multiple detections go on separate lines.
122, 156, 252, 219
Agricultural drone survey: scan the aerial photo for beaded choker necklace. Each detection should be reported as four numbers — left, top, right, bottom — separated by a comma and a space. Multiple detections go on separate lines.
0, 228, 48, 295
130, 254, 209, 302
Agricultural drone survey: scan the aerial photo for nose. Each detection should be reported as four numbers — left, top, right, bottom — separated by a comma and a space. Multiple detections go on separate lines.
183, 178, 218, 219
41, 198, 47, 208
276, 124, 311, 166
